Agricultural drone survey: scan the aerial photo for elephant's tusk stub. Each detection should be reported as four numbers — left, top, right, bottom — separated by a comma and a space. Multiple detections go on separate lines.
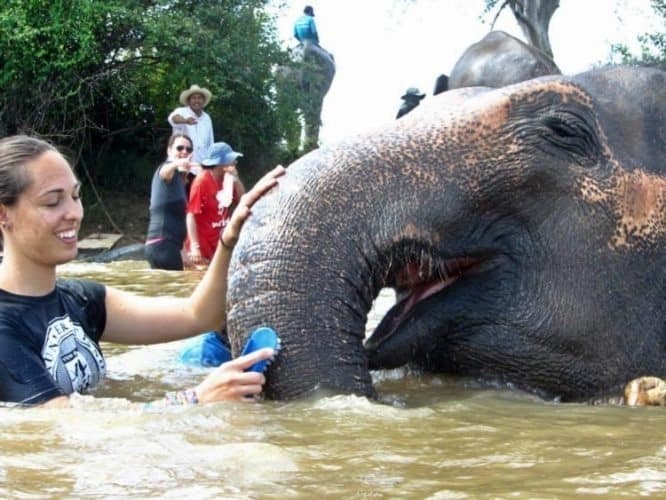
623, 376, 666, 406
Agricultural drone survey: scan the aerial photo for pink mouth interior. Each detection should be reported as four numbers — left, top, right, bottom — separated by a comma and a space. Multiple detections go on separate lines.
390, 257, 480, 330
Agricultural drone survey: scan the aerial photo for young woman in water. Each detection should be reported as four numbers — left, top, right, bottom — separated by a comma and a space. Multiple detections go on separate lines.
0, 134, 285, 408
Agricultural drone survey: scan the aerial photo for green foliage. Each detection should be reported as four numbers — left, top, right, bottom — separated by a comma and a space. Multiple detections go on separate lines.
0, 1, 105, 135
0, 0, 301, 192
482, 0, 500, 15
610, 0, 666, 70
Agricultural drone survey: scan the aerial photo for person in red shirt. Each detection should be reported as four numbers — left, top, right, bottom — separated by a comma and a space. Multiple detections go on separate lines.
185, 142, 246, 266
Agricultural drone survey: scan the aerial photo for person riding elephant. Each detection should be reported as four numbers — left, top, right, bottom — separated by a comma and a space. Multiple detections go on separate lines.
396, 87, 426, 119
225, 65, 666, 404
294, 5, 319, 46
285, 5, 336, 152
292, 5, 335, 82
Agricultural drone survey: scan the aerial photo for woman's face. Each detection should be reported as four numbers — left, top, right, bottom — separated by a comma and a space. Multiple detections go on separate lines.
2, 151, 83, 267
167, 137, 193, 161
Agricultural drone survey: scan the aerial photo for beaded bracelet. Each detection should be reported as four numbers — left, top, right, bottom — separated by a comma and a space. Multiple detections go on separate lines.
143, 388, 198, 411
166, 388, 199, 405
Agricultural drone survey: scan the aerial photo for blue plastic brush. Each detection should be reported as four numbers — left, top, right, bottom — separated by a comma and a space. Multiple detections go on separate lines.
240, 326, 281, 373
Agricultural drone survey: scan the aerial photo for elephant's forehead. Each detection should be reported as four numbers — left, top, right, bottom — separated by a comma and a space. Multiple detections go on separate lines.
420, 86, 512, 134
505, 79, 592, 105
418, 79, 590, 139
379, 88, 513, 178
437, 90, 511, 139
315, 79, 592, 184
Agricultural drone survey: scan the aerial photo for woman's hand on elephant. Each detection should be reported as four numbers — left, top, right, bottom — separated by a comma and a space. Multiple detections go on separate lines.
220, 165, 286, 250
194, 348, 275, 402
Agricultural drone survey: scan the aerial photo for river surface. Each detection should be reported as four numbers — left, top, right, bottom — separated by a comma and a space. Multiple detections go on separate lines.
1, 260, 664, 498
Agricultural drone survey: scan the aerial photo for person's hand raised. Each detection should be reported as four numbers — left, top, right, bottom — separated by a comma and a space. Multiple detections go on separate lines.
174, 158, 191, 173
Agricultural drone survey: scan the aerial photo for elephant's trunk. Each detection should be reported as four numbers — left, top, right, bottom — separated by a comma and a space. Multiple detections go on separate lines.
227, 88, 510, 399
226, 143, 385, 399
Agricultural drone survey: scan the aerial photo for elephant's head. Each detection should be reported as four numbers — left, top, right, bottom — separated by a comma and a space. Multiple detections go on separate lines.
227, 66, 665, 402
441, 31, 561, 92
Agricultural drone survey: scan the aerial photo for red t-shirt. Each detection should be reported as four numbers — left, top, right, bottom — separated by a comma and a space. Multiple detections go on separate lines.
185, 170, 237, 260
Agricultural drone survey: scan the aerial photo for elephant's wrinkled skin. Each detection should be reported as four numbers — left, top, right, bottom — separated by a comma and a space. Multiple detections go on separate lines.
227, 66, 666, 402
442, 31, 561, 91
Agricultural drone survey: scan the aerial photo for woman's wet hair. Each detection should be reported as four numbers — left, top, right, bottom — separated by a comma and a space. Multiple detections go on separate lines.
0, 135, 58, 207
168, 133, 193, 149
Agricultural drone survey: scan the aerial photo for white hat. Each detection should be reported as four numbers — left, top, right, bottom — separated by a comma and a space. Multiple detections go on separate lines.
179, 84, 212, 107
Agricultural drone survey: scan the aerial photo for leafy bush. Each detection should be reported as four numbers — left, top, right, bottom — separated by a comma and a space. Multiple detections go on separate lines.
0, 0, 301, 192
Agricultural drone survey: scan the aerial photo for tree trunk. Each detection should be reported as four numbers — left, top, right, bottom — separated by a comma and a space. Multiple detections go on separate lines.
493, 0, 559, 59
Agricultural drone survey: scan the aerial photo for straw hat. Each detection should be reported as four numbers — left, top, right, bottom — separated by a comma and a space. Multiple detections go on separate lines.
179, 84, 212, 107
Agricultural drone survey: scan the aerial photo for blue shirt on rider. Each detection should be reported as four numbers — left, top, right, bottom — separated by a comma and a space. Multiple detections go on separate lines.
293, 14, 319, 45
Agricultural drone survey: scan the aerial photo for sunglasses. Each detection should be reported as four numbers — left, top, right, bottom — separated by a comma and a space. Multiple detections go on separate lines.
175, 145, 193, 153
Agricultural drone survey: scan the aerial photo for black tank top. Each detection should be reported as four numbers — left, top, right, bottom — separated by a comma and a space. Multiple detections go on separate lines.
146, 162, 187, 244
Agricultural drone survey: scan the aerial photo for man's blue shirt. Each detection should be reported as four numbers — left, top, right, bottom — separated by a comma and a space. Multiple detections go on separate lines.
294, 15, 319, 44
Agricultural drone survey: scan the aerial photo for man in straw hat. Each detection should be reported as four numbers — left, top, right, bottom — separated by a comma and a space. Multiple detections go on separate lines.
168, 84, 215, 163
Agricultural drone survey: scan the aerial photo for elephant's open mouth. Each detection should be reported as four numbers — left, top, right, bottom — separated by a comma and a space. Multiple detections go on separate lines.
365, 255, 482, 351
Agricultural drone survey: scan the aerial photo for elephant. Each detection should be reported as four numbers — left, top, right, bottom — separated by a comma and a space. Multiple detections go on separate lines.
438, 30, 561, 92
226, 65, 665, 403
401, 31, 559, 120
276, 41, 336, 153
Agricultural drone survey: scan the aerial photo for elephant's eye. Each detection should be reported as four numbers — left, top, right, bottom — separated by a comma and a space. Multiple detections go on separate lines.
539, 111, 599, 165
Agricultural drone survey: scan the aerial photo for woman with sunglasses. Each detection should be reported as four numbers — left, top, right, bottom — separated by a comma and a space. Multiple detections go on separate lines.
145, 134, 202, 270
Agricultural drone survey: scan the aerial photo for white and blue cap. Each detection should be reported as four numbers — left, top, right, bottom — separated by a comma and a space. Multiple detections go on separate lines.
202, 142, 243, 168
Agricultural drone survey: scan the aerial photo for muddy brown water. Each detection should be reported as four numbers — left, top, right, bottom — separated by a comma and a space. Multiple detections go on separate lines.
1, 260, 664, 498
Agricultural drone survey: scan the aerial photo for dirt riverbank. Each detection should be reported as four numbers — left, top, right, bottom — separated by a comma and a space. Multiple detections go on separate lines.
80, 189, 150, 248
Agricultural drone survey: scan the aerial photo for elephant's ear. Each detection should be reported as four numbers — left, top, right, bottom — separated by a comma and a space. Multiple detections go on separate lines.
573, 66, 666, 174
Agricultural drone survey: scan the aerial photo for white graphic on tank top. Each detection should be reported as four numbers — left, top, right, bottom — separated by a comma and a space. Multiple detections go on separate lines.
41, 315, 106, 394
214, 179, 233, 230
219, 172, 234, 208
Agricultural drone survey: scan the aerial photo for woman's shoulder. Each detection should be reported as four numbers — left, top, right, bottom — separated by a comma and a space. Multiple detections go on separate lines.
56, 278, 106, 300
0, 280, 103, 314
154, 160, 171, 177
